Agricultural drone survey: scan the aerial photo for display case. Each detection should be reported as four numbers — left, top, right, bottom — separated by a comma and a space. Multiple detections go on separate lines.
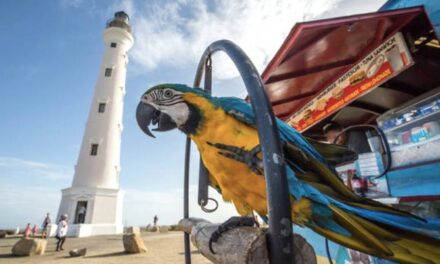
336, 152, 390, 199
377, 87, 440, 168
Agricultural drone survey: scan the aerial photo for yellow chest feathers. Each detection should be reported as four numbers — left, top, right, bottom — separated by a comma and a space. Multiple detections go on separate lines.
183, 94, 268, 215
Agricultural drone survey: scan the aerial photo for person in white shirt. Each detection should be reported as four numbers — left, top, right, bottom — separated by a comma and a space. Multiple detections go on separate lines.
55, 214, 68, 251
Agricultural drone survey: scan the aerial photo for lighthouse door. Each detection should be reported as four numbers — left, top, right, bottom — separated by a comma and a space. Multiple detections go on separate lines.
74, 201, 88, 224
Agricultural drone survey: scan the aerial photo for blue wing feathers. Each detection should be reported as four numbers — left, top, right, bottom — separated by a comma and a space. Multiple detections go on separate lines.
212, 95, 440, 240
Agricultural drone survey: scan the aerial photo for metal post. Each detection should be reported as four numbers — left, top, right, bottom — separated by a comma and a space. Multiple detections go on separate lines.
197, 57, 212, 209
183, 136, 191, 264
192, 40, 294, 263
183, 56, 213, 264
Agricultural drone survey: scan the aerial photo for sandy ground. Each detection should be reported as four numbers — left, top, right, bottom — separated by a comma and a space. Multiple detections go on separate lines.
0, 232, 211, 264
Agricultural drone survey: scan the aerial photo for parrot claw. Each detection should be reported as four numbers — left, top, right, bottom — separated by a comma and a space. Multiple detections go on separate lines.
208, 216, 257, 254
207, 142, 263, 175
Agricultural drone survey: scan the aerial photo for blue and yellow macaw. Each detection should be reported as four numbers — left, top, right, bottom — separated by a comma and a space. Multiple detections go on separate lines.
136, 83, 440, 264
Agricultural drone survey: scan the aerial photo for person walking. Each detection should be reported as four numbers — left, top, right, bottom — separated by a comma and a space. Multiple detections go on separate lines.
42, 212, 51, 239
24, 223, 32, 238
153, 215, 158, 227
32, 224, 38, 237
55, 214, 68, 251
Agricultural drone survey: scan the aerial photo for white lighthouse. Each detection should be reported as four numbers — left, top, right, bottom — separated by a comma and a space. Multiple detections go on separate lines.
57, 11, 133, 237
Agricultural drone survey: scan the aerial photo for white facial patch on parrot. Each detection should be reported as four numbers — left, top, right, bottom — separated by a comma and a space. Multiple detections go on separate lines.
160, 103, 190, 126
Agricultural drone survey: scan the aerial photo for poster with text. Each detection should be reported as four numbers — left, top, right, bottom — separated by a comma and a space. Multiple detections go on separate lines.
288, 32, 414, 132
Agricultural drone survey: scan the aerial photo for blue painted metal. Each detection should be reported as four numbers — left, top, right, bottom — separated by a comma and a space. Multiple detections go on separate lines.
386, 162, 440, 197
295, 227, 339, 258
380, 0, 440, 38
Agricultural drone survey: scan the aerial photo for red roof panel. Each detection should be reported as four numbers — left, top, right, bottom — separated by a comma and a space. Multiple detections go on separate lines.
262, 7, 424, 120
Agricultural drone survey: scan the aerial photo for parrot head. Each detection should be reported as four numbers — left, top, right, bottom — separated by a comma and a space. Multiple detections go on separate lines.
136, 83, 206, 137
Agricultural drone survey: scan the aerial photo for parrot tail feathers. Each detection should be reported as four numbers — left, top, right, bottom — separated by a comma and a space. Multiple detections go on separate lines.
330, 197, 440, 239
329, 205, 393, 255
307, 201, 440, 264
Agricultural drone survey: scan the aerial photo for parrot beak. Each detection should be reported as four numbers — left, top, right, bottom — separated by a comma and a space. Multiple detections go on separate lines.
136, 102, 178, 138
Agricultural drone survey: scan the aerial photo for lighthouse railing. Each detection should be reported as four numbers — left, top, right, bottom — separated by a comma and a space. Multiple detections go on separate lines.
106, 20, 132, 33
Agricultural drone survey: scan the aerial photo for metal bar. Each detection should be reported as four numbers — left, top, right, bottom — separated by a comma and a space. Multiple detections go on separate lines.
194, 40, 293, 263
183, 136, 191, 264
197, 163, 209, 207
183, 56, 213, 264
198, 57, 212, 208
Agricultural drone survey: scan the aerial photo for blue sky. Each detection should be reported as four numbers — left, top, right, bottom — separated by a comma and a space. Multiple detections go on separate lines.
0, 0, 385, 228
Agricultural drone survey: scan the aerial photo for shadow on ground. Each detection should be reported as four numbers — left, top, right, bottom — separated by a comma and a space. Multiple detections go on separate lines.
85, 251, 128, 258
178, 250, 201, 255
0, 253, 19, 258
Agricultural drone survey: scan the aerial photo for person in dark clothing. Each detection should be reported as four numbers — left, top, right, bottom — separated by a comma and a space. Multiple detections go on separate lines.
323, 121, 370, 154
153, 215, 158, 227
42, 213, 51, 239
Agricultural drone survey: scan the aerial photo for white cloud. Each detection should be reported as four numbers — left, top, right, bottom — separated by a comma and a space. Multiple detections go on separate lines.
0, 157, 72, 181
60, 0, 84, 8
126, 0, 345, 79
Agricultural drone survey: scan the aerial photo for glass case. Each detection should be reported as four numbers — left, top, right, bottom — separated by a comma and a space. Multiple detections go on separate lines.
377, 87, 440, 168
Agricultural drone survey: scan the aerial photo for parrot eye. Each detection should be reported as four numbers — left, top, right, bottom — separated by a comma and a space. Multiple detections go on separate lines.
164, 90, 173, 99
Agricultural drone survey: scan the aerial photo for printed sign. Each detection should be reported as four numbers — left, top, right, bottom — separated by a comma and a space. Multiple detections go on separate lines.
287, 32, 414, 132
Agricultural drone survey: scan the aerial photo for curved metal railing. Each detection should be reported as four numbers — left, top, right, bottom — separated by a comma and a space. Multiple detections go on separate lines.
183, 40, 293, 263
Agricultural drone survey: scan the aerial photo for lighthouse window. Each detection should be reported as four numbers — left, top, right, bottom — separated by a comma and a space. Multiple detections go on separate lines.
90, 144, 99, 156
74, 201, 87, 224
104, 68, 112, 77
98, 103, 106, 113
110, 42, 117, 48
